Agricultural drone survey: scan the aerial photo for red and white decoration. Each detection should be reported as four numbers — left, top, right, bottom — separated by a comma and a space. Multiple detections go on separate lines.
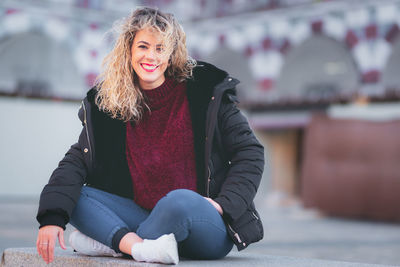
185, 1, 400, 94
1, 1, 400, 96
1, 7, 109, 88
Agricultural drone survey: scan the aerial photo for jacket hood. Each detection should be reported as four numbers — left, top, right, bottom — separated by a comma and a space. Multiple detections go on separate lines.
191, 61, 230, 89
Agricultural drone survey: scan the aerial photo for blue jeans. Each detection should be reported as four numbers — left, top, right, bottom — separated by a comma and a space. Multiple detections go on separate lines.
70, 187, 233, 260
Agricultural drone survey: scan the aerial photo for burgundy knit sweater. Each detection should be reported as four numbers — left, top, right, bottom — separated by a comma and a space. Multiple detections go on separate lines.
125, 78, 197, 210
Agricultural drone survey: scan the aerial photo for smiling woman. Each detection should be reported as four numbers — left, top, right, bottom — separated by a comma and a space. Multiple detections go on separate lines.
94, 8, 194, 122
36, 7, 265, 265
131, 28, 169, 89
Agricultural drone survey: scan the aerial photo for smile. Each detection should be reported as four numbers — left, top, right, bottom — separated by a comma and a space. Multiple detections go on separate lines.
140, 63, 159, 72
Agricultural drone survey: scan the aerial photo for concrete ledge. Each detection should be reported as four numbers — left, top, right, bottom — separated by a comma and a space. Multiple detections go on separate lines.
1, 247, 391, 267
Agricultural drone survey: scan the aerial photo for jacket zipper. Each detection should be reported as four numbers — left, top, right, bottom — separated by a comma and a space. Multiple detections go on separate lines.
81, 100, 93, 161
206, 166, 211, 197
252, 211, 259, 220
204, 77, 239, 198
228, 224, 242, 243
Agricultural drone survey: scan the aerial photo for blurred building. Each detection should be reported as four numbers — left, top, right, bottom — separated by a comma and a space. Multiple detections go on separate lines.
1, 0, 399, 220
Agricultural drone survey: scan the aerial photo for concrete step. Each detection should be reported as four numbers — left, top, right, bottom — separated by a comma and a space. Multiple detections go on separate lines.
1, 247, 392, 267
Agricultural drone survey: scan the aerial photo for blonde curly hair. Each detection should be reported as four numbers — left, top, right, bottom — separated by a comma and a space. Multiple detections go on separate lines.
95, 7, 196, 122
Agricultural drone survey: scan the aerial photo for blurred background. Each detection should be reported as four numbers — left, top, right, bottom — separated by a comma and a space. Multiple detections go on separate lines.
1, 0, 400, 265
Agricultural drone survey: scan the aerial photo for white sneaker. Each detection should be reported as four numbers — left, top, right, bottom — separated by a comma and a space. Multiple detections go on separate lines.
69, 230, 122, 257
131, 233, 179, 265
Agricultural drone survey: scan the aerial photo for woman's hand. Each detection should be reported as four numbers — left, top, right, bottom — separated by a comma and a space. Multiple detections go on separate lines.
36, 225, 66, 264
204, 197, 223, 215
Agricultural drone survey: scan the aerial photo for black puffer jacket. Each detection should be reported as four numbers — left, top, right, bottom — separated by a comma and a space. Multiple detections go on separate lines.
37, 61, 265, 250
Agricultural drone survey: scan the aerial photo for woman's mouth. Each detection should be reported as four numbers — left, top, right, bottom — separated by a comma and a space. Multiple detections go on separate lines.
140, 63, 158, 72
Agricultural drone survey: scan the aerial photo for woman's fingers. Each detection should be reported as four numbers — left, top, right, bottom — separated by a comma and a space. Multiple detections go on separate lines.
58, 229, 66, 250
36, 232, 48, 261
48, 238, 55, 263
203, 197, 223, 215
40, 241, 49, 263
37, 225, 64, 264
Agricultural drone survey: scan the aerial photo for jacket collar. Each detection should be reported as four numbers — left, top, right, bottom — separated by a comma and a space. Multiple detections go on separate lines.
190, 61, 239, 97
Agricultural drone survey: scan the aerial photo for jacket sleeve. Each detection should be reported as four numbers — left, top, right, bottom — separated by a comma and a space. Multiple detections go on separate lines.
214, 96, 265, 223
36, 140, 87, 229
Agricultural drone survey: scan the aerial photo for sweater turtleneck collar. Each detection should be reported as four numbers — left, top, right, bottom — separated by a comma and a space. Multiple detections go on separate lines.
141, 78, 177, 109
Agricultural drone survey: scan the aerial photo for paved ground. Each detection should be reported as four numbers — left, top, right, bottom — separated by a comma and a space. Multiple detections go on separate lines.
1, 195, 399, 266
2, 248, 390, 267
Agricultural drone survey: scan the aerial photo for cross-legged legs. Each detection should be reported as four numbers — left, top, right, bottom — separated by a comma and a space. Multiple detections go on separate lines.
137, 189, 233, 259
70, 186, 233, 261
70, 186, 149, 251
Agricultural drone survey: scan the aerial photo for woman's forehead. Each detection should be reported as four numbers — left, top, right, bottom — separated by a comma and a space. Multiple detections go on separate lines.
134, 28, 164, 44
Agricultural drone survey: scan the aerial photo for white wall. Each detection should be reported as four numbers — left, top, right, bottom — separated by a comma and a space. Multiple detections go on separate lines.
0, 97, 82, 197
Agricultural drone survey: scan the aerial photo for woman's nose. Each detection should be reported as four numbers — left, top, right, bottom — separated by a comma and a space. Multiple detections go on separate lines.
145, 48, 157, 61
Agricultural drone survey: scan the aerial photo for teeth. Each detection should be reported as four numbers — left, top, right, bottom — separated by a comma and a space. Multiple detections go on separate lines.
141, 64, 157, 70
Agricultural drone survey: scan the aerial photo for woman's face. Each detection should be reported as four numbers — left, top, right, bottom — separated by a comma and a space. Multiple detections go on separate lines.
131, 28, 170, 90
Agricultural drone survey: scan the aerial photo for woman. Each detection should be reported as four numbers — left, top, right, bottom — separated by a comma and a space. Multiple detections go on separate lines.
36, 7, 264, 265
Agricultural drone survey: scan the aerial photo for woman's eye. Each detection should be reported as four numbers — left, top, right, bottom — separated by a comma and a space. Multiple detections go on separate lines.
138, 45, 147, 49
